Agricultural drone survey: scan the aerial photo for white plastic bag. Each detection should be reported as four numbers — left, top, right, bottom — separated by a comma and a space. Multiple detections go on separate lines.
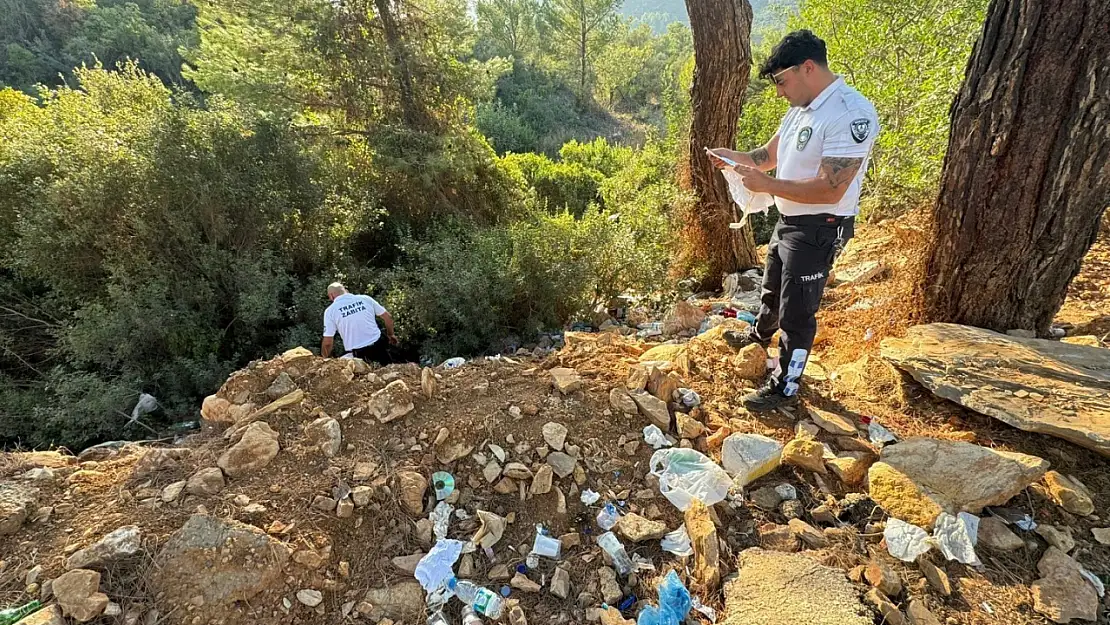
721, 169, 774, 229
661, 524, 694, 557
649, 448, 733, 511
884, 518, 932, 562
934, 512, 981, 566
643, 424, 676, 449
414, 539, 464, 591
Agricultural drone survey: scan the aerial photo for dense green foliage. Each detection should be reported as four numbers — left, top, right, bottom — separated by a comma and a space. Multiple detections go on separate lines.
0, 0, 988, 449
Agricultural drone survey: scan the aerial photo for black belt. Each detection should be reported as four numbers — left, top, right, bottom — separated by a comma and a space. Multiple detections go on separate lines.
780, 213, 853, 226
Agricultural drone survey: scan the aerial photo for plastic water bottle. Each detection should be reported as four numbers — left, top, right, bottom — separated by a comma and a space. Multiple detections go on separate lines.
596, 531, 634, 576
596, 502, 620, 530
449, 578, 503, 619
427, 612, 450, 625
461, 604, 484, 625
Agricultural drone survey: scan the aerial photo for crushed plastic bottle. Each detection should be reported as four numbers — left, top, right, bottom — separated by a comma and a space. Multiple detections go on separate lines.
427, 611, 450, 625
449, 578, 504, 619
596, 502, 621, 530
596, 531, 634, 576
462, 604, 484, 625
0, 601, 41, 625
442, 357, 466, 369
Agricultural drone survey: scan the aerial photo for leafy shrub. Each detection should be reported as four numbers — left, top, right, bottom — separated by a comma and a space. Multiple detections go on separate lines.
476, 101, 540, 155
501, 152, 604, 216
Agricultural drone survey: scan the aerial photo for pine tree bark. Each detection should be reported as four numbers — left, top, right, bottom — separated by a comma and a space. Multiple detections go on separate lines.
922, 0, 1110, 334
683, 0, 759, 285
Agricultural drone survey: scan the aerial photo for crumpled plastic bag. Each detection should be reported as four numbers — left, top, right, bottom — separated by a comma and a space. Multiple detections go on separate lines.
660, 524, 694, 557
637, 570, 692, 625
885, 518, 933, 562
720, 169, 774, 229
933, 512, 981, 566
650, 448, 733, 511
643, 424, 676, 449
580, 489, 601, 505
472, 510, 506, 549
414, 539, 464, 591
430, 501, 453, 540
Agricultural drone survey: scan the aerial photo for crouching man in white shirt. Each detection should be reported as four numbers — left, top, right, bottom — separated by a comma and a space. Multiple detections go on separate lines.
321, 282, 398, 363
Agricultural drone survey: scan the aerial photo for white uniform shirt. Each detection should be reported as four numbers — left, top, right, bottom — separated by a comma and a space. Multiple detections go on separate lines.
773, 77, 880, 217
323, 293, 387, 350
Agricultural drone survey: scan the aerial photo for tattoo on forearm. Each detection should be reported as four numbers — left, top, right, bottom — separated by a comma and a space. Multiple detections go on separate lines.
820, 157, 864, 188
749, 147, 770, 166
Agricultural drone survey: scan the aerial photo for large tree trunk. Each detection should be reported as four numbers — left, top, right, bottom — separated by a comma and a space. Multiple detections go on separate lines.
683, 0, 759, 286
922, 0, 1110, 334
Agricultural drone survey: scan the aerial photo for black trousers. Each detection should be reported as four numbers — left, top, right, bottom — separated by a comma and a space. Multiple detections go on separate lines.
753, 214, 854, 396
349, 339, 392, 364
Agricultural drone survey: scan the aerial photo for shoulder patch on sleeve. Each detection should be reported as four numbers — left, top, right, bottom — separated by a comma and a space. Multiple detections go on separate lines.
850, 118, 871, 143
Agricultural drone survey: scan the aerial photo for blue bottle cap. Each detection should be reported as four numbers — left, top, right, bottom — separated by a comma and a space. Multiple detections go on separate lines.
500, 586, 511, 597
515, 563, 527, 573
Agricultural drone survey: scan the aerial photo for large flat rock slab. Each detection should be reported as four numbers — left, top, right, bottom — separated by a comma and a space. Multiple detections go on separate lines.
882, 323, 1110, 457
723, 549, 872, 625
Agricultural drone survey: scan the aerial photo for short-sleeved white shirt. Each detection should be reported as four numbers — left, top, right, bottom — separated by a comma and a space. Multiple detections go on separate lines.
323, 293, 387, 350
774, 77, 880, 217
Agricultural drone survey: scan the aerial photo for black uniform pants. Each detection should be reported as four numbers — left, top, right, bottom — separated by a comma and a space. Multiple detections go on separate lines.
349, 339, 392, 365
752, 214, 854, 396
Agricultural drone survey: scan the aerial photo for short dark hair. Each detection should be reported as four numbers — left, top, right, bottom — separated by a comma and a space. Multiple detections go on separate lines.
758, 30, 828, 80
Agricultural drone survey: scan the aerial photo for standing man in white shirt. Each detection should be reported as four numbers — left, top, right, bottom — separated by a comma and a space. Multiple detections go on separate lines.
321, 282, 398, 362
708, 29, 880, 412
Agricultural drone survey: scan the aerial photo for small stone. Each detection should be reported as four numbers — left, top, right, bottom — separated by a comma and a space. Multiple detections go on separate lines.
609, 388, 638, 414
864, 588, 906, 625
488, 564, 512, 581
369, 380, 415, 423
232, 494, 251, 507
493, 477, 517, 495
750, 486, 783, 511
1035, 525, 1076, 553
597, 567, 622, 605
483, 460, 502, 484
907, 600, 941, 625
917, 558, 951, 597
550, 566, 571, 599
352, 462, 377, 481
543, 422, 569, 451
67, 525, 142, 569
458, 554, 474, 577
392, 553, 425, 574
550, 368, 583, 394
312, 496, 337, 512
865, 559, 903, 597
1041, 471, 1095, 516
305, 417, 343, 458
1092, 528, 1110, 545
15, 604, 64, 625
503, 462, 534, 480
759, 523, 800, 552
293, 549, 327, 570
185, 468, 225, 497
336, 497, 355, 518
628, 390, 670, 430
787, 519, 827, 549
1031, 547, 1099, 623
161, 480, 186, 503
54, 569, 110, 622
531, 465, 554, 495
782, 438, 828, 474
396, 471, 427, 516
218, 422, 280, 478
296, 589, 323, 607
977, 516, 1023, 551
827, 452, 875, 486
614, 513, 668, 542
546, 452, 577, 478
421, 367, 438, 398
781, 499, 804, 520
808, 407, 858, 436
511, 572, 542, 593
26, 565, 44, 586
352, 486, 373, 507
811, 505, 838, 526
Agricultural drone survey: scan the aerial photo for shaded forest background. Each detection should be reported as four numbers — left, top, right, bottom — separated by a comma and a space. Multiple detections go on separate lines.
0, 0, 987, 448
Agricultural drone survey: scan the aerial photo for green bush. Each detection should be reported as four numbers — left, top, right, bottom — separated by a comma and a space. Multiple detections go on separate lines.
558, 137, 634, 177
501, 152, 604, 216
476, 101, 541, 155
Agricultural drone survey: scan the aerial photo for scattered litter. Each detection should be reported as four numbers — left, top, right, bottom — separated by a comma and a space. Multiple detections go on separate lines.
1015, 516, 1038, 531
774, 484, 798, 501
720, 166, 773, 229
500, 586, 511, 597
866, 418, 898, 445
619, 595, 637, 611
981, 602, 994, 615
597, 502, 621, 531
442, 357, 466, 369
650, 448, 733, 511
431, 502, 453, 540
526, 526, 561, 567
432, 471, 455, 501
660, 524, 693, 557
636, 570, 691, 625
934, 512, 981, 566
885, 518, 933, 562
690, 596, 717, 623
736, 311, 757, 324
675, 388, 701, 409
643, 425, 676, 449
1080, 567, 1105, 597
449, 578, 504, 619
864, 328, 875, 341
631, 554, 656, 572
596, 531, 634, 576
455, 509, 470, 521
637, 322, 664, 338
414, 539, 464, 591
473, 510, 507, 549
989, 507, 1037, 531
580, 489, 601, 505
1049, 327, 1067, 339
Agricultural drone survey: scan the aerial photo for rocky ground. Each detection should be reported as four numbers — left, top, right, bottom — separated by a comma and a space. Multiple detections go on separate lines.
1, 212, 1108, 625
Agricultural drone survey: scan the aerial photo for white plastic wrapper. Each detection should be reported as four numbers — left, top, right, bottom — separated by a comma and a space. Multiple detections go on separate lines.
430, 501, 453, 541
721, 168, 774, 229
933, 512, 981, 566
884, 518, 933, 562
868, 419, 898, 444
579, 489, 601, 505
660, 524, 694, 557
414, 539, 464, 591
643, 424, 676, 449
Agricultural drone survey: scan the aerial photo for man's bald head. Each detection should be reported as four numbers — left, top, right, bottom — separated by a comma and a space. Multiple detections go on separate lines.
327, 282, 347, 301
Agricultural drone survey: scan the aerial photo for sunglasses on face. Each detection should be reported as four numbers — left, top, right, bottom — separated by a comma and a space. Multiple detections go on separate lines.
772, 65, 798, 86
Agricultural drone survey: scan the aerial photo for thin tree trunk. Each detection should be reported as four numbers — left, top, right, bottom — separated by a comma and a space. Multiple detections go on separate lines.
921, 0, 1110, 334
683, 0, 759, 286
373, 0, 427, 129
